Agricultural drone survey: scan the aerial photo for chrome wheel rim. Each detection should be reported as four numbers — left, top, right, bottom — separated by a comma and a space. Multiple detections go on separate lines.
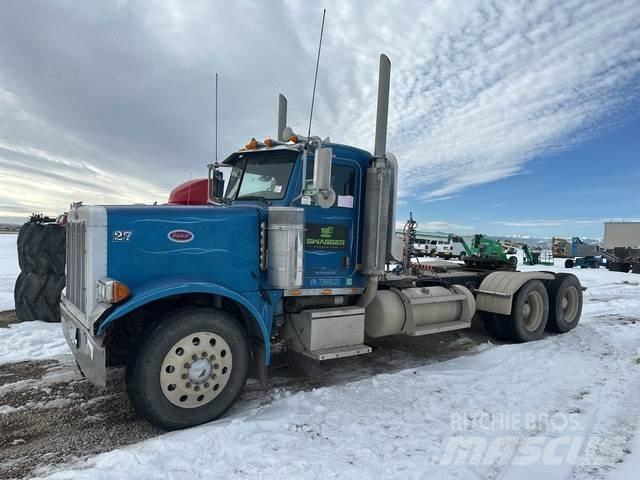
160, 331, 233, 408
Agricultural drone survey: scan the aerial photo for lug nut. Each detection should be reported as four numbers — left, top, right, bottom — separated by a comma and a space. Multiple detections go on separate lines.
181, 374, 187, 380
185, 382, 192, 388
194, 386, 200, 392
209, 355, 216, 361
204, 382, 210, 388
192, 354, 198, 361
202, 352, 207, 357
184, 363, 191, 369
213, 363, 219, 370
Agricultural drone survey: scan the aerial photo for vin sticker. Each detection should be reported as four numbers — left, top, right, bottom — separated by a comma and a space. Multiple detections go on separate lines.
112, 230, 133, 242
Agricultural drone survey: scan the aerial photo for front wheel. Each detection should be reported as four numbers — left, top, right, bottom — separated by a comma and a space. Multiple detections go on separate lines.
126, 307, 250, 430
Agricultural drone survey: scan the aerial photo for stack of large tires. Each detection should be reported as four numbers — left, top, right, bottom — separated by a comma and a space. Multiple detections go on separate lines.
14, 217, 66, 323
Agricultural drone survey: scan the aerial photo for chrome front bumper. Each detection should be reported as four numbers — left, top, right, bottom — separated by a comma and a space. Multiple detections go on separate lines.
61, 300, 107, 387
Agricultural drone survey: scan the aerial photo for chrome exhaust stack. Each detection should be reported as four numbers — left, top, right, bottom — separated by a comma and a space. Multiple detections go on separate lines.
374, 54, 391, 161
359, 54, 393, 306
277, 94, 288, 142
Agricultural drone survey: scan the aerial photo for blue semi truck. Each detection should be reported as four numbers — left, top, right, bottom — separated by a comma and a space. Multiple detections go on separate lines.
61, 55, 584, 430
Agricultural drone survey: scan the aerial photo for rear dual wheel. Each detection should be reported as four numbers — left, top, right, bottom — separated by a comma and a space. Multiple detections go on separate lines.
483, 276, 582, 342
482, 280, 548, 342
126, 307, 250, 430
546, 273, 582, 333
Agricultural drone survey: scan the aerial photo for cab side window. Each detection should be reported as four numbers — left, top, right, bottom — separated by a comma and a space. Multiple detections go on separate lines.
305, 161, 356, 208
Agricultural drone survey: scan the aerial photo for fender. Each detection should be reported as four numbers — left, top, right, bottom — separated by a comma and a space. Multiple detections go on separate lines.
475, 271, 555, 316
96, 277, 273, 363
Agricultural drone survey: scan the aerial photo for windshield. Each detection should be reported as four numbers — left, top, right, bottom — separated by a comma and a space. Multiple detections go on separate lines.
225, 151, 297, 201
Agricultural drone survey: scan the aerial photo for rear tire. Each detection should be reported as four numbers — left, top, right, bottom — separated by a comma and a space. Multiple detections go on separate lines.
502, 280, 549, 342
546, 273, 582, 333
459, 252, 466, 261
481, 312, 511, 341
565, 259, 574, 269
126, 307, 250, 430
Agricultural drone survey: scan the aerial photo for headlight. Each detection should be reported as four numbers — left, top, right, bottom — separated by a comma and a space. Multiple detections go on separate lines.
97, 278, 131, 304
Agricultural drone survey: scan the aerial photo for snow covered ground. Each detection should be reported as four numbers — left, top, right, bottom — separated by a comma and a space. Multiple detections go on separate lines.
0, 233, 639, 479
0, 233, 19, 311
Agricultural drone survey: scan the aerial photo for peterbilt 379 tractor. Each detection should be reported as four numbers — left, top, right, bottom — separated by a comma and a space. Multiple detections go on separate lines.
61, 55, 584, 430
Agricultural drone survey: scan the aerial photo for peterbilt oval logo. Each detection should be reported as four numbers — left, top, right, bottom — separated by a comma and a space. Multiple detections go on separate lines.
168, 229, 194, 243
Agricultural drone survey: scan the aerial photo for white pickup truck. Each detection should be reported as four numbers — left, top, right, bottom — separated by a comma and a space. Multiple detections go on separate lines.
436, 240, 467, 259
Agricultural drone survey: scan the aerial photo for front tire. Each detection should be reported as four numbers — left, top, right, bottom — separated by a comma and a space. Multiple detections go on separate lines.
126, 307, 249, 430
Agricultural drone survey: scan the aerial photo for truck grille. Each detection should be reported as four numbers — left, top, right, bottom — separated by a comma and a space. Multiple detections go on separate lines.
65, 221, 87, 313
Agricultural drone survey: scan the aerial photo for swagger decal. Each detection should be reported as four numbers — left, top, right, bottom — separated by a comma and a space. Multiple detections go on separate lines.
305, 224, 348, 249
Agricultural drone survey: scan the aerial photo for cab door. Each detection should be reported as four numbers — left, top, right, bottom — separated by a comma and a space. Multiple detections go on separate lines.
300, 156, 362, 291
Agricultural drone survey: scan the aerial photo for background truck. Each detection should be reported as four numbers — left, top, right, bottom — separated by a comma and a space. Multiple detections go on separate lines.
60, 55, 584, 430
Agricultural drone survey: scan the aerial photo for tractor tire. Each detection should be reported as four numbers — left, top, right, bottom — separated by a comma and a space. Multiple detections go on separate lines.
501, 280, 549, 343
481, 312, 511, 341
17, 223, 32, 271
17, 223, 38, 272
564, 259, 574, 269
42, 224, 66, 276
126, 307, 250, 430
17, 222, 66, 275
546, 273, 582, 333
14, 272, 65, 323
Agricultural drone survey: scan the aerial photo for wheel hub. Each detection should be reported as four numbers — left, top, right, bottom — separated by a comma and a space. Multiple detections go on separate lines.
160, 331, 233, 408
523, 302, 531, 318
188, 359, 213, 385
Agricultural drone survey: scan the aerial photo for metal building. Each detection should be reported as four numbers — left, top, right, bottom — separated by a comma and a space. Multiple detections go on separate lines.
604, 222, 640, 249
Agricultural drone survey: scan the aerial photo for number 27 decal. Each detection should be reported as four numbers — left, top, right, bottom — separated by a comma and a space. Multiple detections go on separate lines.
112, 230, 133, 242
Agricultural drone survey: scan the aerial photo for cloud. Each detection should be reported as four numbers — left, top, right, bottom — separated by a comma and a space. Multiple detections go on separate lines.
395, 220, 475, 233
491, 218, 640, 227
0, 0, 639, 220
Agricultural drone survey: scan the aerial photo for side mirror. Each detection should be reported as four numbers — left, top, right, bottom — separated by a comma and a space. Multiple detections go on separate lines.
207, 164, 226, 203
312, 147, 336, 208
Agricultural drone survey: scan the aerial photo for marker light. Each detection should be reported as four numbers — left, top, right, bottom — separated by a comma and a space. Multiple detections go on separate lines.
264, 138, 273, 147
97, 278, 131, 304
245, 138, 258, 150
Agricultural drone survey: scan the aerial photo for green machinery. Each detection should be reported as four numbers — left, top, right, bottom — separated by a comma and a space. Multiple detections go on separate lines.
522, 244, 554, 266
451, 234, 516, 269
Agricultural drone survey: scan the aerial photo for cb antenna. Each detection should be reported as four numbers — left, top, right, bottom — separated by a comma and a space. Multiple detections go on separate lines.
307, 8, 326, 140
214, 72, 219, 164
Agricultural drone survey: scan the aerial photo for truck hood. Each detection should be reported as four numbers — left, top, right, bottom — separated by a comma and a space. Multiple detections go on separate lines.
105, 204, 262, 293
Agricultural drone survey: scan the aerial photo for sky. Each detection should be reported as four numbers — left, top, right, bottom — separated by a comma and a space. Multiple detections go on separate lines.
0, 0, 639, 238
